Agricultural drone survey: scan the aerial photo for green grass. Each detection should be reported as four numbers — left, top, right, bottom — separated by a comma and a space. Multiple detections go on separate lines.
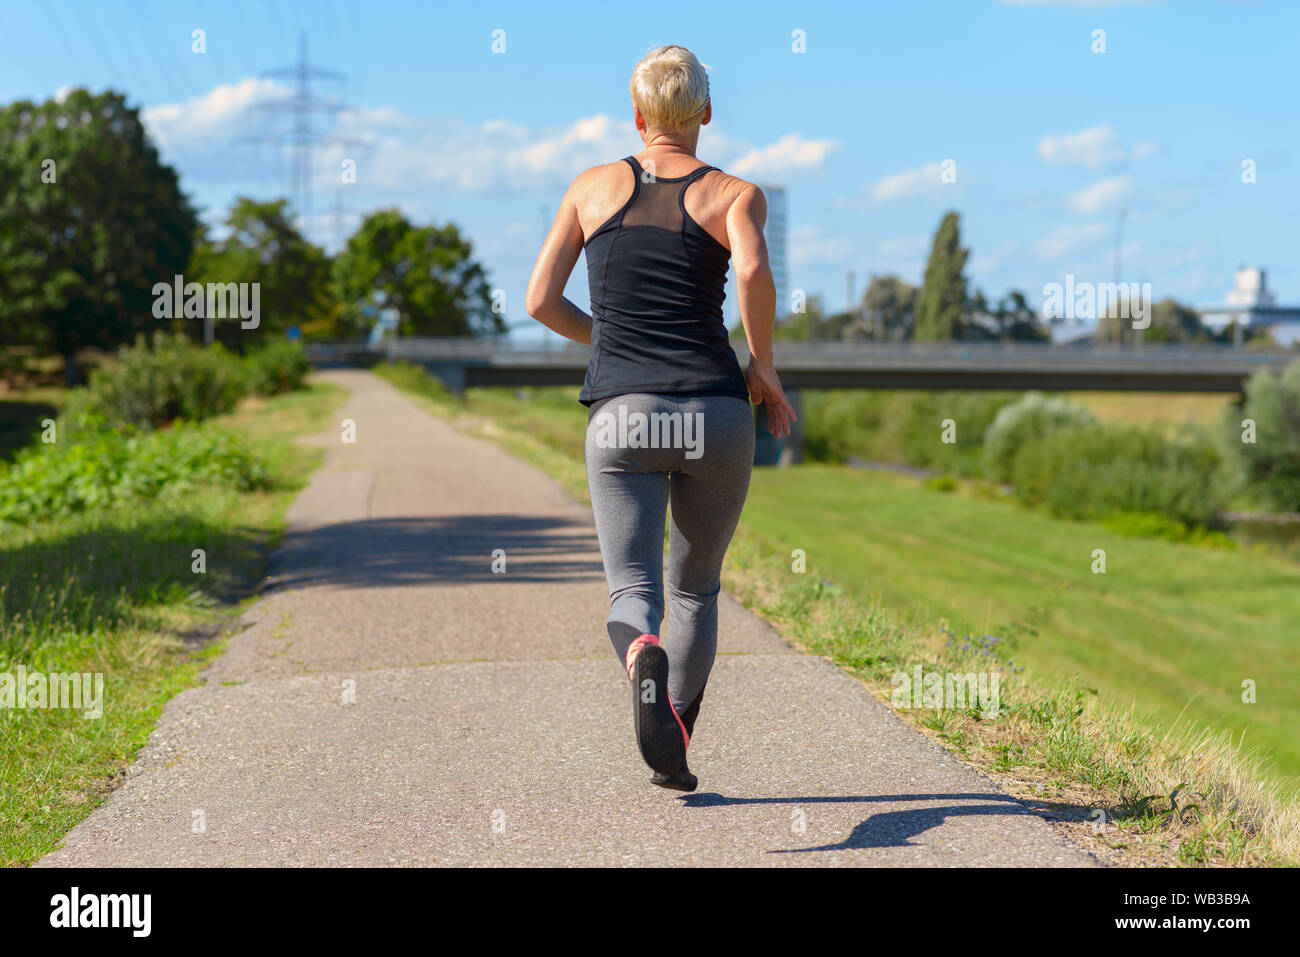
374, 368, 1300, 863
740, 464, 1300, 779
0, 379, 346, 866
374, 372, 1300, 780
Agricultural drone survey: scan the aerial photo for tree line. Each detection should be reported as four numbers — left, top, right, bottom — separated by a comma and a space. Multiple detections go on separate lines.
0, 88, 502, 382
766, 211, 1262, 347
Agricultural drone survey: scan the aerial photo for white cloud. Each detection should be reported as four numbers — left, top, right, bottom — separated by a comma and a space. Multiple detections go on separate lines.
1068, 175, 1130, 213
142, 80, 827, 207
730, 133, 837, 178
1035, 222, 1106, 260
1037, 125, 1123, 168
143, 77, 288, 155
1131, 141, 1158, 162
790, 225, 851, 265
870, 162, 947, 202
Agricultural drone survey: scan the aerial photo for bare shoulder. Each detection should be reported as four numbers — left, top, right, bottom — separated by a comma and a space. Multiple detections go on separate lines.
569, 160, 632, 200
709, 171, 766, 219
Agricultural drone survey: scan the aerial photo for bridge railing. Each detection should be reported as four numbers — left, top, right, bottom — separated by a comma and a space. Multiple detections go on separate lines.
304, 337, 1296, 367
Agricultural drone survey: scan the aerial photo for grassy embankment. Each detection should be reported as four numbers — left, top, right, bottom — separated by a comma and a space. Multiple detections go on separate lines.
0, 381, 346, 866
375, 362, 1300, 866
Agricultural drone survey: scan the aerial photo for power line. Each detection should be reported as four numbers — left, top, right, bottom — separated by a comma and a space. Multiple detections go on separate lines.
68, 0, 131, 91
236, 30, 366, 243
137, 0, 201, 99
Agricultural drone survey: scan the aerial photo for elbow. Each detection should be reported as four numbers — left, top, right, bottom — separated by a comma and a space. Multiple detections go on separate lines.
734, 259, 771, 285
524, 285, 548, 320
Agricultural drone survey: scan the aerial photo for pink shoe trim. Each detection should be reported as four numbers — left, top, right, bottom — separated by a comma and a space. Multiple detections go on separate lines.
668, 692, 691, 751
624, 633, 659, 677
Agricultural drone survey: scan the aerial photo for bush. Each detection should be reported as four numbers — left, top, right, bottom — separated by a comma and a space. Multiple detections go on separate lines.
802, 390, 897, 463
983, 392, 1098, 484
1228, 361, 1300, 511
0, 423, 272, 524
62, 333, 248, 431
1009, 421, 1226, 527
803, 390, 1018, 472
1100, 511, 1236, 549
898, 391, 1020, 475
245, 340, 311, 396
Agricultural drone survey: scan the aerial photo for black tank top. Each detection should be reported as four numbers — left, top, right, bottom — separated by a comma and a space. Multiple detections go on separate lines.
578, 156, 750, 407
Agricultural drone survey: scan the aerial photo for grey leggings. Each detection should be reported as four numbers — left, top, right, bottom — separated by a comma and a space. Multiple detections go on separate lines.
585, 393, 755, 713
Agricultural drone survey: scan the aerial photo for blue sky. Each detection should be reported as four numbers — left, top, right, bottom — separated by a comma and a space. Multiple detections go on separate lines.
2, 0, 1296, 341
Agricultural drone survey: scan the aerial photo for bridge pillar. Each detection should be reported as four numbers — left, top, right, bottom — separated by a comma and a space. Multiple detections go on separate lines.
753, 388, 804, 467
423, 362, 467, 395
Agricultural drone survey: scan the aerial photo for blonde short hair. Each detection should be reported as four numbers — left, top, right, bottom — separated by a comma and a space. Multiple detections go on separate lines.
629, 45, 710, 133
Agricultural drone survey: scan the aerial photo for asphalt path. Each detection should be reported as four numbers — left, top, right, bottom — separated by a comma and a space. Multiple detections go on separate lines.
40, 370, 1094, 867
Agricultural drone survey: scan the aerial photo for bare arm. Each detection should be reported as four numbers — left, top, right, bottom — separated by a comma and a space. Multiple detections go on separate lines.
726, 185, 776, 366
525, 180, 592, 344
726, 184, 796, 436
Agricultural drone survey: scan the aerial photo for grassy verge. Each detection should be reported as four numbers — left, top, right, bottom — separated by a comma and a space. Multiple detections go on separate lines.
374, 363, 1300, 865
0, 379, 346, 866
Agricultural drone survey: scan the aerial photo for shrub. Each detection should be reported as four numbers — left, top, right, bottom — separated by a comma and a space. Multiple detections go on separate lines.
898, 391, 1020, 475
1009, 421, 1226, 527
0, 424, 271, 524
802, 390, 896, 463
803, 390, 1018, 471
983, 392, 1098, 484
1101, 511, 1237, 549
244, 340, 311, 396
1227, 361, 1300, 511
62, 332, 248, 431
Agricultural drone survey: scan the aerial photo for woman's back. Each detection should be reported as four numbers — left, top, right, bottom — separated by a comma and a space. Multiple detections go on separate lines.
525, 43, 795, 791
576, 154, 750, 406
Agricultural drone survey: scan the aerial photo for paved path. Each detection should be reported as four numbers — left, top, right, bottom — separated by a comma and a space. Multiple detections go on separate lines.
40, 370, 1094, 867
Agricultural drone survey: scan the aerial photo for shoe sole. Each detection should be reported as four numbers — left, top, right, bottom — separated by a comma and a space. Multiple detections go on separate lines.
651, 770, 698, 792
630, 644, 687, 775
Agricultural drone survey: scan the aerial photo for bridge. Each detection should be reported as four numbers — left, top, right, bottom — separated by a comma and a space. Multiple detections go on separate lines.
305, 338, 1295, 395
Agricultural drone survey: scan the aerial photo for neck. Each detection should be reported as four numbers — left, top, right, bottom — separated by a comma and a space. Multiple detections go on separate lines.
641, 129, 699, 156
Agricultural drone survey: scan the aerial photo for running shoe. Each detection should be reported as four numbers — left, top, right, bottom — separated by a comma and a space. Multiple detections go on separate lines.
626, 634, 688, 775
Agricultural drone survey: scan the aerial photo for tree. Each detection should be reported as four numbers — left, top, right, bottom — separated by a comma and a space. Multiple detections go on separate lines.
992, 290, 1049, 342
188, 197, 334, 348
1096, 297, 1204, 344
0, 89, 197, 381
332, 209, 501, 337
913, 211, 969, 341
860, 274, 918, 340
1232, 361, 1300, 510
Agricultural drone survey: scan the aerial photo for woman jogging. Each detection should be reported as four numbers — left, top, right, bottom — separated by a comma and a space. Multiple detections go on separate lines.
526, 44, 795, 792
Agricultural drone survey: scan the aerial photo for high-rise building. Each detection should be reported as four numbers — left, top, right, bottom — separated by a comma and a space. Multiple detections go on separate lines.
760, 184, 789, 319
725, 183, 788, 326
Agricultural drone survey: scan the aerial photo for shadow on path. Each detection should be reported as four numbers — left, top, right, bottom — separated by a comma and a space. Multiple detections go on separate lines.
269, 514, 606, 589
684, 791, 1087, 852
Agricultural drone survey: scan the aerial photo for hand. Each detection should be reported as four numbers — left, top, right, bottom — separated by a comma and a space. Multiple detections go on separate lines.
745, 358, 797, 438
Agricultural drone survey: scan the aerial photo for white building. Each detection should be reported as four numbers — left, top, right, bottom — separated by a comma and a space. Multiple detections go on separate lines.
1201, 267, 1300, 346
